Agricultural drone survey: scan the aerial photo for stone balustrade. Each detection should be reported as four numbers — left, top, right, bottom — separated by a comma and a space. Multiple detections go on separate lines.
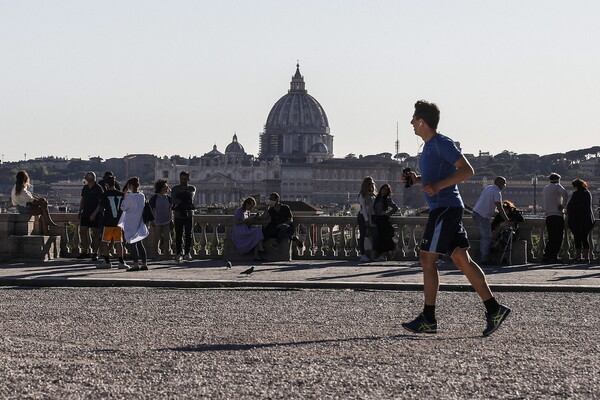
3, 213, 598, 263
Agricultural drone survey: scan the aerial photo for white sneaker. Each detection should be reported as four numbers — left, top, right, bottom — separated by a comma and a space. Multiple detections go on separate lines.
118, 262, 129, 269
184, 253, 193, 261
359, 255, 370, 262
175, 254, 183, 262
96, 260, 111, 269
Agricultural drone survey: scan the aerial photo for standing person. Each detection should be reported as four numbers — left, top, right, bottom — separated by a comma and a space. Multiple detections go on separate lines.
77, 172, 103, 261
171, 171, 196, 262
372, 184, 399, 261
98, 171, 121, 191
118, 177, 149, 271
90, 176, 128, 269
566, 179, 595, 263
11, 170, 58, 233
232, 197, 265, 261
401, 100, 511, 336
357, 177, 377, 262
541, 173, 568, 264
148, 178, 173, 257
472, 177, 513, 264
262, 192, 304, 250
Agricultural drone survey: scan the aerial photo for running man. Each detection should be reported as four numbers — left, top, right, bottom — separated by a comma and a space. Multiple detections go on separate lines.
401, 100, 511, 336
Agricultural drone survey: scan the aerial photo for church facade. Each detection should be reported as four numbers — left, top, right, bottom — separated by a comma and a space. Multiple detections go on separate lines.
155, 65, 408, 208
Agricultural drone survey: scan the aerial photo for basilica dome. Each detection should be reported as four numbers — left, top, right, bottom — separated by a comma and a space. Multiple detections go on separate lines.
259, 64, 333, 162
265, 65, 329, 134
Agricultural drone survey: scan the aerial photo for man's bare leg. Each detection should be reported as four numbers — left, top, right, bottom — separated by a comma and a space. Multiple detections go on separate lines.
420, 250, 440, 306
450, 247, 493, 301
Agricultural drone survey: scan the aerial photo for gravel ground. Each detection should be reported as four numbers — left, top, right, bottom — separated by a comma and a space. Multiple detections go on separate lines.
1, 288, 599, 399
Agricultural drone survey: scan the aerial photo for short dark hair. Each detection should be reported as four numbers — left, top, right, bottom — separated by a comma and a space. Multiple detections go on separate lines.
242, 197, 257, 208
103, 171, 114, 179
154, 178, 168, 193
549, 173, 561, 182
269, 192, 280, 201
180, 171, 190, 178
104, 176, 116, 188
127, 176, 140, 189
414, 100, 440, 130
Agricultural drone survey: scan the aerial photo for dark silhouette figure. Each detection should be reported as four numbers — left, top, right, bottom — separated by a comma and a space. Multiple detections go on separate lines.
225, 260, 232, 269
240, 266, 254, 276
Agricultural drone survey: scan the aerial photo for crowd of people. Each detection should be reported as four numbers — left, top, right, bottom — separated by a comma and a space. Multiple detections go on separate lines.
6, 99, 599, 338
8, 169, 597, 270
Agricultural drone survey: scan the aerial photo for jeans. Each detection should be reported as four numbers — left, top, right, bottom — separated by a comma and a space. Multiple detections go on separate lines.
263, 223, 295, 243
472, 212, 492, 261
174, 217, 193, 255
544, 215, 564, 260
153, 223, 172, 255
129, 241, 147, 264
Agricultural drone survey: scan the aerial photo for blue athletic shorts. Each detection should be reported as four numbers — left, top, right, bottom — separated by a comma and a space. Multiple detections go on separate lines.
420, 207, 469, 255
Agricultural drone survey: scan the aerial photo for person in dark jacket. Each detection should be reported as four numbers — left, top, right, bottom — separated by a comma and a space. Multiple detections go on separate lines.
566, 179, 595, 263
372, 184, 399, 261
262, 192, 303, 250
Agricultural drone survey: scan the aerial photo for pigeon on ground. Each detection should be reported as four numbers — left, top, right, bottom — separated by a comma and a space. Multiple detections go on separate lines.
240, 266, 254, 276
225, 260, 232, 269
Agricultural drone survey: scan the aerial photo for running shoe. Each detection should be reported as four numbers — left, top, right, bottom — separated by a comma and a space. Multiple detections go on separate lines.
359, 255, 370, 262
175, 254, 182, 262
483, 304, 511, 336
402, 313, 437, 334
118, 262, 129, 269
184, 253, 193, 261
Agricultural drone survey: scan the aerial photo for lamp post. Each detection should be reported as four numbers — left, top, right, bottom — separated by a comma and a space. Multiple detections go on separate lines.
532, 176, 538, 214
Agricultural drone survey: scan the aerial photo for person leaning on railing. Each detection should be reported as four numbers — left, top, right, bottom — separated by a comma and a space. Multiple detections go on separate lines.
11, 170, 57, 234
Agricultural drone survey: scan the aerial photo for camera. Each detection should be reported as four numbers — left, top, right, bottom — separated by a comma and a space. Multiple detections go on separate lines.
402, 167, 413, 188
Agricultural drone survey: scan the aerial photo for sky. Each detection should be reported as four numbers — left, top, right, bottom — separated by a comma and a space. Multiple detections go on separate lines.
1, 0, 599, 163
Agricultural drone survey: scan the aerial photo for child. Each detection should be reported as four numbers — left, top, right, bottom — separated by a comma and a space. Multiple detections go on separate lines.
90, 176, 128, 269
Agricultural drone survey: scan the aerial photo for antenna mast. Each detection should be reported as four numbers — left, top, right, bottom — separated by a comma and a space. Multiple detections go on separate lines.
395, 122, 399, 156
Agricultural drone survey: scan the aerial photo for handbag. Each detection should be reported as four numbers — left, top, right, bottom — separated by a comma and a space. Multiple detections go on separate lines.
142, 202, 155, 224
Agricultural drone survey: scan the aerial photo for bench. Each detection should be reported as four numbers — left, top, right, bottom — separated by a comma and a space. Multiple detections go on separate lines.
0, 214, 61, 262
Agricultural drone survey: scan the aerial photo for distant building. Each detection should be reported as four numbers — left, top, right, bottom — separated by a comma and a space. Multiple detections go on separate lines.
579, 157, 600, 177
155, 64, 410, 208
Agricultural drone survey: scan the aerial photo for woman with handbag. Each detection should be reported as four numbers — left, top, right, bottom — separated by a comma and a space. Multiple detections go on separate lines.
357, 176, 377, 262
118, 177, 149, 271
372, 184, 399, 261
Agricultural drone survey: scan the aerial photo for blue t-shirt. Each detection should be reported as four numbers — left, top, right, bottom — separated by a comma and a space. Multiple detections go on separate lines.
419, 133, 464, 210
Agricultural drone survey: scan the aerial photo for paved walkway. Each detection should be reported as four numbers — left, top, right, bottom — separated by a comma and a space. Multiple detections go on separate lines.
1, 257, 599, 292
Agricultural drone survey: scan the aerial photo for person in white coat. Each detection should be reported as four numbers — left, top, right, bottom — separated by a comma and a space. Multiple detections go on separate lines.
118, 176, 149, 271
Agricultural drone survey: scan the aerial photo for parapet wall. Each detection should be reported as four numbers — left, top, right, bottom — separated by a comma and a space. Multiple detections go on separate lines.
2, 213, 596, 264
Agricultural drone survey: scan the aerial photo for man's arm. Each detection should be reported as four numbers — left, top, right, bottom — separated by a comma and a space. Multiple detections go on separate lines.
559, 185, 569, 208
495, 202, 514, 226
78, 197, 84, 220
421, 156, 474, 196
89, 203, 102, 222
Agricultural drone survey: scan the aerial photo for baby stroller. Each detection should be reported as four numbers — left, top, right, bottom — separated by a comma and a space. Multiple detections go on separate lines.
490, 201, 524, 265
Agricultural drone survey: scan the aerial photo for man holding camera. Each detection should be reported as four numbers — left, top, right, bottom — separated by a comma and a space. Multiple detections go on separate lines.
472, 176, 513, 264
